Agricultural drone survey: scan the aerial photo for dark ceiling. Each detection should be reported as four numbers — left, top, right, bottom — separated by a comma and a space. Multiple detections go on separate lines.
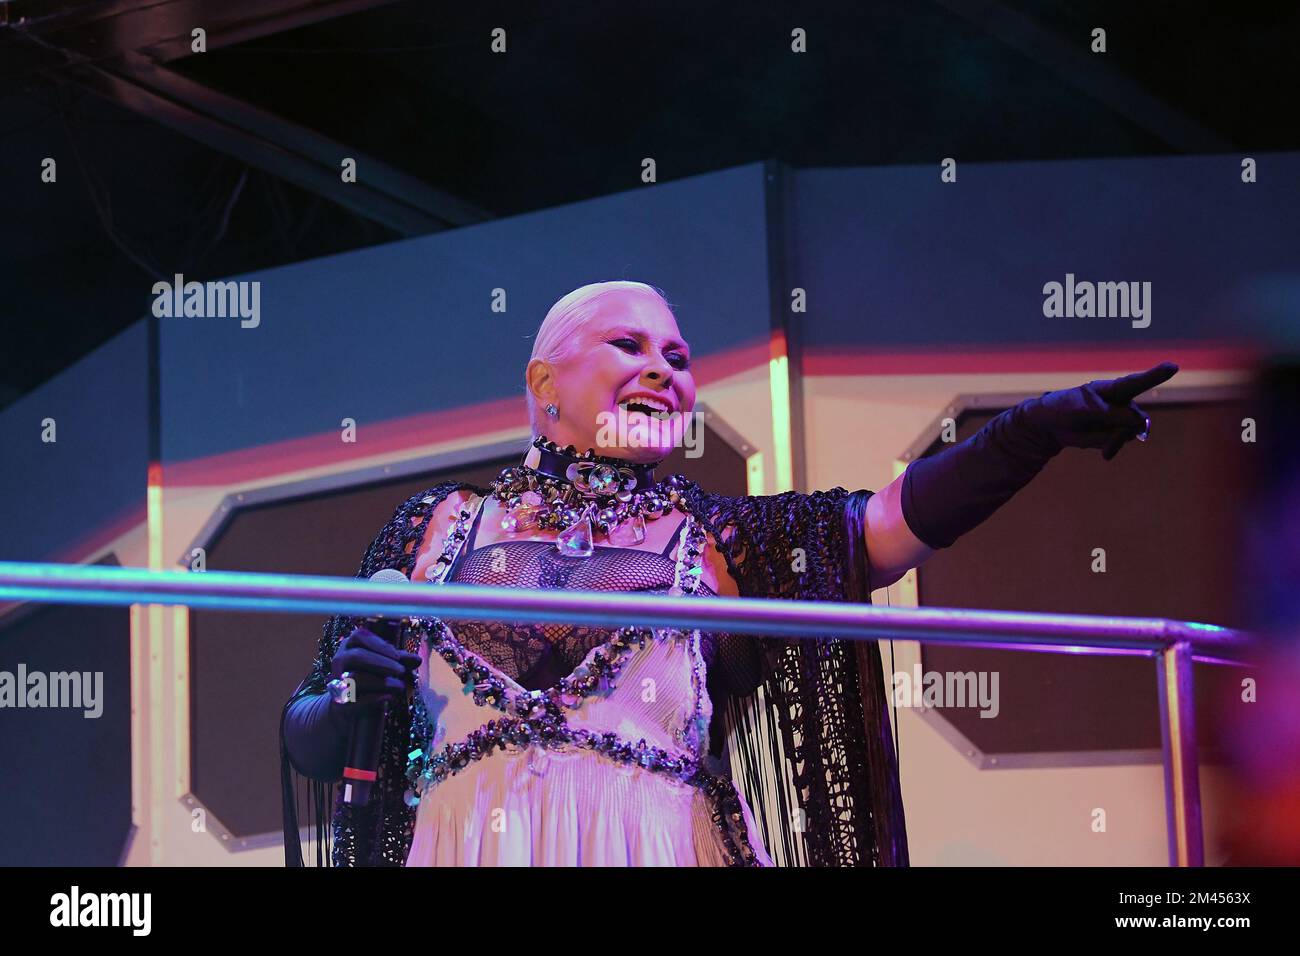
1, 0, 1296, 410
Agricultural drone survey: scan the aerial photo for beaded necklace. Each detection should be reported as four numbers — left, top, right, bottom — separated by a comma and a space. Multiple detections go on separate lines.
486, 435, 691, 557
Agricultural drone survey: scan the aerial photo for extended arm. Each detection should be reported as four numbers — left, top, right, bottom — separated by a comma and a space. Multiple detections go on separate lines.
864, 472, 933, 591
862, 362, 1179, 592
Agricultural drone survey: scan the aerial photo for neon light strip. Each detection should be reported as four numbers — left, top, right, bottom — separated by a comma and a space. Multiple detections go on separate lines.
804, 342, 1258, 377
173, 605, 190, 798
128, 603, 145, 864
768, 332, 793, 492
746, 452, 765, 497
146, 463, 164, 865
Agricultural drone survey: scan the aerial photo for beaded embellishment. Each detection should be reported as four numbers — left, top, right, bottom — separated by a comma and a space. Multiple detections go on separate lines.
487, 437, 695, 555
402, 492, 763, 866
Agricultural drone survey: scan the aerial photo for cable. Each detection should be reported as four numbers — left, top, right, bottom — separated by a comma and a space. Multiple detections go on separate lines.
58, 100, 163, 279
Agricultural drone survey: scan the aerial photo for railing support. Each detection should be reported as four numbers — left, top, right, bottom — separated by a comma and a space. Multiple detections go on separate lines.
1157, 640, 1204, 866
0, 561, 1251, 867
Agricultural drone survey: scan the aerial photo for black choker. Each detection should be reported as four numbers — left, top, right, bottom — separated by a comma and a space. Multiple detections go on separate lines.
530, 436, 662, 491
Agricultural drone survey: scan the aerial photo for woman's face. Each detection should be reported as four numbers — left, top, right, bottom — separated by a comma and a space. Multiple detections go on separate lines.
529, 291, 696, 464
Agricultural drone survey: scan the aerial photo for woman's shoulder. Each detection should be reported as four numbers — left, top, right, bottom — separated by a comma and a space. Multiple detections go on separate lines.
385, 480, 488, 522
406, 481, 490, 582
361, 481, 484, 558
422, 483, 482, 528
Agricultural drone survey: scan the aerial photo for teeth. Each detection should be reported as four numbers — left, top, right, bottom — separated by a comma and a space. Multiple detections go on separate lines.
619, 397, 672, 416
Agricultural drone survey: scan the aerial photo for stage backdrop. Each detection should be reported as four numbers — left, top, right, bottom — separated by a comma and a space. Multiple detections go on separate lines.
3, 152, 1296, 865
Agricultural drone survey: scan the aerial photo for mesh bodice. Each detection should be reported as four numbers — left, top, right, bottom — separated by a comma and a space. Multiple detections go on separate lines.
446, 506, 761, 695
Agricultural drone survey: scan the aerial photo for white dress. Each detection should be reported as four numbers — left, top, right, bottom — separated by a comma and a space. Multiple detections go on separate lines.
403, 493, 773, 867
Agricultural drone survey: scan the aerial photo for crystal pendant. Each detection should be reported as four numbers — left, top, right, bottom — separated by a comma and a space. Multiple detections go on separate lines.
556, 503, 595, 557
501, 503, 541, 533
587, 464, 620, 494
605, 512, 646, 547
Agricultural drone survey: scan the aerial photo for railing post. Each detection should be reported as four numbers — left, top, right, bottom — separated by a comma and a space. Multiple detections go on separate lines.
1157, 640, 1204, 866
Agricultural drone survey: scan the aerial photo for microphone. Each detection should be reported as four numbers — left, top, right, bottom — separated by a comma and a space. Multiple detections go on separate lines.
341, 567, 411, 806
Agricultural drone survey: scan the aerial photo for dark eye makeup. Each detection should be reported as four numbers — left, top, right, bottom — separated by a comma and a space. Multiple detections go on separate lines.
608, 338, 691, 371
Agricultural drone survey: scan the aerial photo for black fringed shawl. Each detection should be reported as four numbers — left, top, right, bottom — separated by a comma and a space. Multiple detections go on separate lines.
281, 478, 909, 867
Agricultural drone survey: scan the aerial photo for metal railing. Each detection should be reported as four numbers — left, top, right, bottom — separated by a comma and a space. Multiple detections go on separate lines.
0, 560, 1257, 867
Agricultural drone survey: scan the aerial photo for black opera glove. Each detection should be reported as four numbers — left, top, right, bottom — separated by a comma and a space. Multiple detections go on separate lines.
282, 627, 420, 781
328, 625, 421, 710
900, 362, 1179, 550
1020, 361, 1181, 461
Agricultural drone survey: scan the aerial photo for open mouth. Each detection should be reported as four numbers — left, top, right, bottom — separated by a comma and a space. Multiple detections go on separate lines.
618, 396, 674, 420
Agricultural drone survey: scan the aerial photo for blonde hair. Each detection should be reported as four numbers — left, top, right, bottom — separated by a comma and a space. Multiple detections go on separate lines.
525, 280, 674, 434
